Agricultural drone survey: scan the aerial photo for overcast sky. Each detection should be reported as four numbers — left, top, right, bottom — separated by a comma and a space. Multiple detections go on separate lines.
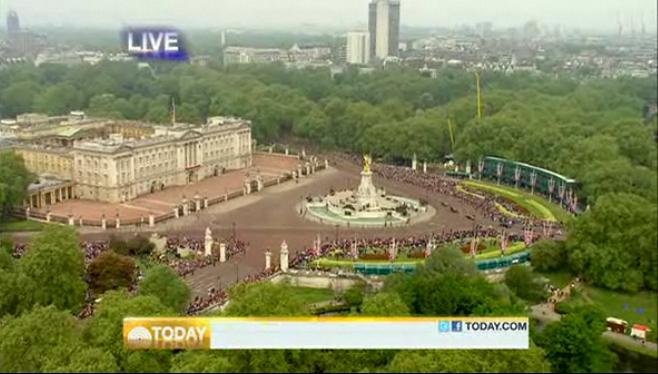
2, 0, 657, 32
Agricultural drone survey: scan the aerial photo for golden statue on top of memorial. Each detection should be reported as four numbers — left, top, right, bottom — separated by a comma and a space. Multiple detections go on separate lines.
363, 154, 372, 174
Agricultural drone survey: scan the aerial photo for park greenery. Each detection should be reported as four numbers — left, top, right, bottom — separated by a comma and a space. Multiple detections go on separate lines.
0, 58, 656, 372
0, 224, 654, 372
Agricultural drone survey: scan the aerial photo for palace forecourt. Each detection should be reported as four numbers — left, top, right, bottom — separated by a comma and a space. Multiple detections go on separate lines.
3, 111, 322, 227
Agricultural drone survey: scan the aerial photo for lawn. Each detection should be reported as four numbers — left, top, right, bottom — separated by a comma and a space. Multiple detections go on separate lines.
313, 258, 424, 268
475, 242, 526, 260
558, 284, 657, 342
586, 287, 657, 337
292, 287, 336, 305
461, 180, 571, 223
535, 270, 574, 289
0, 218, 49, 232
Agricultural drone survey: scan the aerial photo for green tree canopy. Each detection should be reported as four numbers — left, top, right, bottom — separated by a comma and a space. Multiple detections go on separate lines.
138, 265, 191, 313
18, 226, 86, 313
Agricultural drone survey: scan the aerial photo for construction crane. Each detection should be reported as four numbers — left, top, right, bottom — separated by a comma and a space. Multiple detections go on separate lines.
475, 71, 483, 121
447, 118, 456, 152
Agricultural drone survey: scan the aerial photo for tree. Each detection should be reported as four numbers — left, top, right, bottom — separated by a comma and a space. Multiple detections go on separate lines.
537, 306, 615, 373
225, 282, 307, 316
530, 240, 568, 272
341, 282, 365, 309
126, 235, 155, 257
387, 348, 550, 373
0, 305, 117, 373
18, 226, 86, 313
361, 292, 410, 316
424, 245, 478, 276
0, 81, 41, 117
87, 250, 136, 295
0, 151, 31, 217
108, 235, 129, 255
567, 193, 658, 291
139, 265, 191, 313
504, 265, 547, 303
170, 351, 232, 373
385, 247, 507, 316
33, 83, 82, 115
84, 290, 172, 372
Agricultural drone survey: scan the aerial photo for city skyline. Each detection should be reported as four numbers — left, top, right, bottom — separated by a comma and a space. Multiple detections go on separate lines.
0, 0, 656, 34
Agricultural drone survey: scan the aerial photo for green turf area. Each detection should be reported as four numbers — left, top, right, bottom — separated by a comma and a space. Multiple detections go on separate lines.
494, 202, 522, 217
0, 218, 49, 232
560, 286, 657, 342
313, 258, 424, 268
461, 180, 571, 222
535, 270, 574, 289
293, 287, 337, 305
475, 242, 526, 259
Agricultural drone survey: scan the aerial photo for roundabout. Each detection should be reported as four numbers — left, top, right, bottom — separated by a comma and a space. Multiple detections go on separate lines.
302, 155, 434, 227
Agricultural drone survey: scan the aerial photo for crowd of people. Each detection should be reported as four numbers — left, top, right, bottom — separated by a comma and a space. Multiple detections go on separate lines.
288, 225, 529, 268
330, 153, 561, 233
186, 266, 278, 315
160, 236, 249, 277
12, 240, 109, 265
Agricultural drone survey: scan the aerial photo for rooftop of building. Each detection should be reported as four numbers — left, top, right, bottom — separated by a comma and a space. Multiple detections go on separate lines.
73, 116, 251, 154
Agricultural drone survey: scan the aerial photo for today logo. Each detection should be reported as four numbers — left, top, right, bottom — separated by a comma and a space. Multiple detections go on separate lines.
124, 318, 210, 349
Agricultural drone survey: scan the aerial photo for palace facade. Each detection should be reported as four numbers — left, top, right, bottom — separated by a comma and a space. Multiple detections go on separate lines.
1, 112, 253, 206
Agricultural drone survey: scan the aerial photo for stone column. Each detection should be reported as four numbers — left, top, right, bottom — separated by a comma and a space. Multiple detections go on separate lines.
265, 249, 272, 270
292, 170, 297, 179
25, 207, 30, 219
305, 164, 310, 175
115, 215, 120, 229
195, 198, 201, 212
219, 243, 226, 263
324, 159, 329, 169
78, 216, 84, 227
412, 154, 418, 171
285, 147, 289, 156
257, 176, 263, 191
68, 215, 74, 226
203, 197, 209, 209
46, 211, 51, 223
149, 214, 155, 227
297, 165, 303, 177
244, 180, 251, 194
101, 215, 107, 230
280, 240, 289, 272
204, 227, 213, 257
423, 161, 427, 174
182, 201, 189, 216
277, 177, 281, 184
174, 207, 179, 218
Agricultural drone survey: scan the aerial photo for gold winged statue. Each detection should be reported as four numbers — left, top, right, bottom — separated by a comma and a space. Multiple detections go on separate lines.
363, 154, 372, 173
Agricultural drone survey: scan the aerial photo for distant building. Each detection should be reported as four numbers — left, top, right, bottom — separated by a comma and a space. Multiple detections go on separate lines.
368, 0, 400, 59
223, 46, 286, 65
4, 10, 46, 58
6, 10, 20, 36
346, 31, 370, 65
